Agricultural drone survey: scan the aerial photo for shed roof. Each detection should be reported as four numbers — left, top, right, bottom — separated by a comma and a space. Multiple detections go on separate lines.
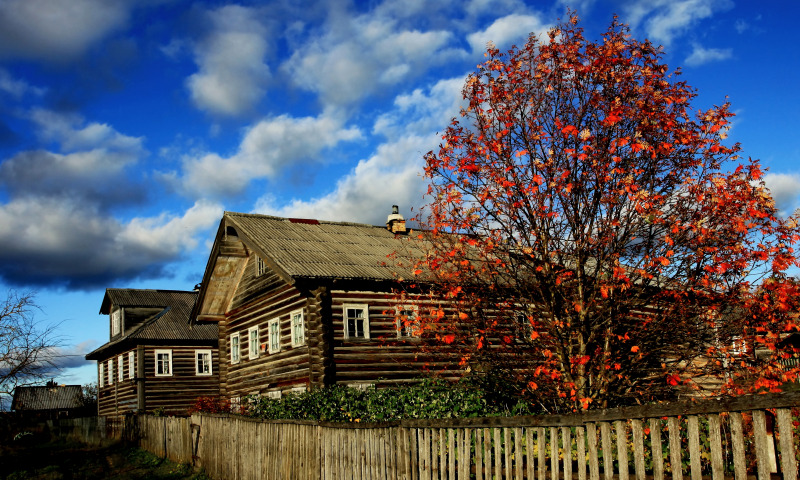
12, 385, 83, 411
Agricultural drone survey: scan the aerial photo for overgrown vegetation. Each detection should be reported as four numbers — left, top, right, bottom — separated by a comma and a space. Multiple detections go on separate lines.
194, 377, 542, 422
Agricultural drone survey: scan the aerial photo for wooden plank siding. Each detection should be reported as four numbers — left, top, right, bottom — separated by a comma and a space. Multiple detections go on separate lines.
98, 345, 220, 417
222, 255, 314, 399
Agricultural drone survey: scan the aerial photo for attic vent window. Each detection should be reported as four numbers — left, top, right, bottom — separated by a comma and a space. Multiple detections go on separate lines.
225, 226, 238, 237
256, 256, 268, 276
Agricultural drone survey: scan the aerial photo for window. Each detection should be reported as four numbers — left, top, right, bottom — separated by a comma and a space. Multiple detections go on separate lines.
107, 359, 114, 385
99, 363, 104, 387
268, 319, 281, 354
230, 333, 240, 364
128, 351, 135, 379
111, 309, 121, 336
516, 312, 535, 342
155, 349, 172, 376
256, 256, 268, 276
248, 326, 259, 360
196, 350, 212, 375
396, 306, 420, 338
118, 355, 124, 381
344, 304, 370, 339
291, 309, 305, 347
265, 390, 282, 400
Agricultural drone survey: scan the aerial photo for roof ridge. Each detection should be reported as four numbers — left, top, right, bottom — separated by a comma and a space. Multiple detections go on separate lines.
106, 288, 196, 294
224, 211, 383, 229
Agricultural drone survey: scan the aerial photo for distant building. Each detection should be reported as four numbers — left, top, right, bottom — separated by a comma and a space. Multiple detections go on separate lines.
12, 381, 85, 418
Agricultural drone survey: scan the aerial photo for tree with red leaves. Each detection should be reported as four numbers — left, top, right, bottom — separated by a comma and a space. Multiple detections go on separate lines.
414, 15, 800, 411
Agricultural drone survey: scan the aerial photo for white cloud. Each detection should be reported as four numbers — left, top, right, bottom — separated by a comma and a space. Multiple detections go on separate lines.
282, 12, 456, 107
254, 135, 429, 225
763, 173, 800, 215
0, 69, 45, 98
467, 13, 551, 53
187, 5, 271, 116
0, 0, 131, 62
255, 77, 466, 224
685, 44, 732, 66
623, 0, 733, 46
174, 110, 362, 198
1, 110, 145, 204
0, 197, 222, 288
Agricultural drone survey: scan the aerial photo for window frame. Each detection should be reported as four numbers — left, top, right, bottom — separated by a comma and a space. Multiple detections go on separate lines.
248, 326, 259, 360
396, 305, 420, 338
99, 362, 104, 387
155, 349, 172, 377
111, 308, 121, 336
128, 351, 135, 379
290, 309, 305, 347
230, 332, 240, 364
117, 355, 124, 382
343, 304, 370, 339
195, 349, 212, 376
107, 359, 114, 385
268, 318, 281, 354
256, 256, 268, 277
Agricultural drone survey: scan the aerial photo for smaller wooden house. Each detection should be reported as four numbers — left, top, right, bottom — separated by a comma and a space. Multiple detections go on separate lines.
11, 382, 86, 419
85, 289, 219, 417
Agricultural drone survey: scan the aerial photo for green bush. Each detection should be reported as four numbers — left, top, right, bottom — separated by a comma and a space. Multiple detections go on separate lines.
242, 377, 535, 422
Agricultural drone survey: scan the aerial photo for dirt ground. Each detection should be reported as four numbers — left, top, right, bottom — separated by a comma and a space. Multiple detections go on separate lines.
0, 436, 209, 480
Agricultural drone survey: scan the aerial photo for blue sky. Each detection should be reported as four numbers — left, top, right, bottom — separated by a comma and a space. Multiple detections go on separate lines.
0, 0, 798, 388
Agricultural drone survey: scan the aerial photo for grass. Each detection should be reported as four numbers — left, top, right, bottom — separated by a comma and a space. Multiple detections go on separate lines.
0, 435, 210, 480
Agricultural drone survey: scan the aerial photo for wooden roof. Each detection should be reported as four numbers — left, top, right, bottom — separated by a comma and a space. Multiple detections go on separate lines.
12, 384, 83, 411
224, 212, 423, 282
87, 289, 217, 360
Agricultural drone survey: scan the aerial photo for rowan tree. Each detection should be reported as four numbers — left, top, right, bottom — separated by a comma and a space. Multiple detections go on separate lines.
413, 15, 800, 411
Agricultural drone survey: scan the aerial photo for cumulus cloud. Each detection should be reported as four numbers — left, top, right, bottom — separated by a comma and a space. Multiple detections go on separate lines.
763, 173, 800, 216
685, 44, 732, 66
187, 5, 271, 116
466, 13, 551, 53
623, 0, 733, 46
174, 110, 362, 198
255, 77, 465, 224
0, 0, 131, 62
0, 110, 145, 206
0, 198, 222, 289
282, 11, 457, 107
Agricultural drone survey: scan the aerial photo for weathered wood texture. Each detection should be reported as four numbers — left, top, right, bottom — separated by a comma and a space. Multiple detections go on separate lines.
97, 346, 220, 417
137, 393, 800, 479
53, 393, 800, 480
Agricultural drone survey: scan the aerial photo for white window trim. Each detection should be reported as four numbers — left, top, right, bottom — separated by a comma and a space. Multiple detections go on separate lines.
99, 363, 104, 387
396, 305, 420, 338
268, 318, 281, 354
128, 351, 135, 379
155, 349, 172, 377
111, 309, 121, 336
230, 332, 240, 364
117, 355, 124, 382
196, 349, 212, 376
265, 390, 282, 400
248, 326, 259, 360
107, 359, 114, 385
344, 304, 370, 339
291, 309, 305, 348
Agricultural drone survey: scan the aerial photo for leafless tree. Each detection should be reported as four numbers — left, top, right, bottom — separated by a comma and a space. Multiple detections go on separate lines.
0, 291, 62, 406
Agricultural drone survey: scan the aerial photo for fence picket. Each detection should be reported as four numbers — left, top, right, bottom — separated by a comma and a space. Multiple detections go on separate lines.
667, 416, 683, 480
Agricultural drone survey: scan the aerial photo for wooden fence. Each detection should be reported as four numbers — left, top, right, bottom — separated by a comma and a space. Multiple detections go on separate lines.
58, 392, 800, 480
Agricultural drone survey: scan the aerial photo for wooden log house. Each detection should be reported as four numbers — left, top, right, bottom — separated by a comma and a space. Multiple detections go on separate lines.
86, 289, 220, 417
190, 209, 465, 404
